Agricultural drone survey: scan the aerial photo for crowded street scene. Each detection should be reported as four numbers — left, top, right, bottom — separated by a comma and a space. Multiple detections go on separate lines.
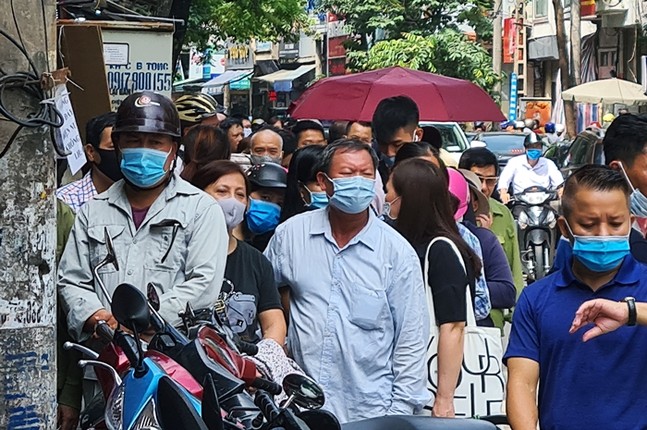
3, 0, 647, 429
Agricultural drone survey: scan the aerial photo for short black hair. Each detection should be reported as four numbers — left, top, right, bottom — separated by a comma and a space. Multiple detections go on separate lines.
372, 96, 419, 146
292, 120, 325, 139
219, 117, 243, 131
317, 138, 378, 175
328, 120, 350, 143
86, 112, 117, 149
603, 114, 647, 167
277, 128, 297, 156
562, 164, 630, 218
459, 147, 500, 175
345, 121, 371, 135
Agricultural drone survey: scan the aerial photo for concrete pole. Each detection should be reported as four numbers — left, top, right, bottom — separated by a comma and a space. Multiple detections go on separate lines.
492, 0, 503, 96
571, 0, 582, 86
0, 1, 57, 428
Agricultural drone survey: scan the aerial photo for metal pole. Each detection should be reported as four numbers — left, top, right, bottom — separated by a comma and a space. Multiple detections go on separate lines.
0, 0, 57, 428
493, 0, 503, 96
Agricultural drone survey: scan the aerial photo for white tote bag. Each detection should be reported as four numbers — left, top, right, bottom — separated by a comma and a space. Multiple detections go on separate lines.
424, 236, 505, 418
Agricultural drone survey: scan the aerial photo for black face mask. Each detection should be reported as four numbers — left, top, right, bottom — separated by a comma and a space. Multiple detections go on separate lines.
95, 148, 123, 182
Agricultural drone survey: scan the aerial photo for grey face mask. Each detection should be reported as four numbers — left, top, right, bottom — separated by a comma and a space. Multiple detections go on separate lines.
619, 161, 647, 217
250, 154, 282, 165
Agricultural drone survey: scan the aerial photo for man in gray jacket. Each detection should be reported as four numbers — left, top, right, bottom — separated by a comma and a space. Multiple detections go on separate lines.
58, 91, 228, 341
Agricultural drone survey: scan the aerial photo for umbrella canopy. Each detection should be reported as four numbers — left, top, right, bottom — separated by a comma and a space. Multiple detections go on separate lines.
561, 78, 647, 105
288, 66, 505, 122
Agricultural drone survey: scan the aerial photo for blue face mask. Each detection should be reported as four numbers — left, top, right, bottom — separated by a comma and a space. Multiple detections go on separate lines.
619, 162, 647, 218
526, 149, 542, 161
120, 147, 171, 189
567, 222, 631, 272
325, 175, 376, 214
246, 198, 281, 235
306, 191, 329, 210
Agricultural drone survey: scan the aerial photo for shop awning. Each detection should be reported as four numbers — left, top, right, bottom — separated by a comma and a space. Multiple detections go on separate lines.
257, 65, 316, 92
528, 36, 559, 61
202, 70, 253, 89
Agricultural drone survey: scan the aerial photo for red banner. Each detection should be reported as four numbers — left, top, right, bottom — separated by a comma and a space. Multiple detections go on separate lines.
503, 18, 516, 64
581, 0, 596, 17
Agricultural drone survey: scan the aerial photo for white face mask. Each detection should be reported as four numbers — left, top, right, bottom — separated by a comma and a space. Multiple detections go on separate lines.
383, 196, 400, 220
216, 197, 246, 230
619, 162, 647, 217
243, 127, 252, 138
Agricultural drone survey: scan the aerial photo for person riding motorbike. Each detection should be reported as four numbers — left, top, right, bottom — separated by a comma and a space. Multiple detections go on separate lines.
498, 132, 564, 204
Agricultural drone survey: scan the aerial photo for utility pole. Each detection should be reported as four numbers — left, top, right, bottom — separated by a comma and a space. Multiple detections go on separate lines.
0, 0, 57, 428
553, 0, 577, 137
571, 0, 582, 86
493, 0, 503, 97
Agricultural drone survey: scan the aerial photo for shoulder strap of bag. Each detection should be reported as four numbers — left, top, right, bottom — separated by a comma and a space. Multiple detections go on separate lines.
424, 236, 477, 327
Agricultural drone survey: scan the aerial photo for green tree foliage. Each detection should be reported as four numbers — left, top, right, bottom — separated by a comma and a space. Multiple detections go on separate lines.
321, 0, 494, 49
185, 0, 310, 49
349, 32, 500, 95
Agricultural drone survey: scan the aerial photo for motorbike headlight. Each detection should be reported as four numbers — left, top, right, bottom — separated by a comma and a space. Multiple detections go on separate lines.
517, 211, 529, 229
105, 384, 125, 430
132, 398, 162, 430
545, 210, 557, 229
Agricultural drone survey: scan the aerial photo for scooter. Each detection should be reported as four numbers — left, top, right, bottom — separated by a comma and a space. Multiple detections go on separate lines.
507, 186, 559, 282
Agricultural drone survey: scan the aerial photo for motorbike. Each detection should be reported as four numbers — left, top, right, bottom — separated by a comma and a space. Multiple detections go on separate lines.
507, 186, 559, 281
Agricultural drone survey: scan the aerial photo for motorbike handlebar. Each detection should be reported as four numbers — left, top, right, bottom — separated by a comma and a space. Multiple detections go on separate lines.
254, 390, 281, 423
236, 339, 259, 356
95, 321, 114, 343
251, 377, 282, 396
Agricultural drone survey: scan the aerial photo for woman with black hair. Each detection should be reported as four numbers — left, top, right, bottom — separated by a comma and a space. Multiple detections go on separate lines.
385, 158, 482, 418
280, 145, 327, 222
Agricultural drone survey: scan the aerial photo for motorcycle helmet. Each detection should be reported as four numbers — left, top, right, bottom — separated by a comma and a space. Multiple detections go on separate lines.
523, 132, 540, 147
247, 163, 287, 189
544, 122, 556, 134
514, 120, 525, 130
524, 118, 535, 129
112, 91, 181, 139
175, 93, 221, 124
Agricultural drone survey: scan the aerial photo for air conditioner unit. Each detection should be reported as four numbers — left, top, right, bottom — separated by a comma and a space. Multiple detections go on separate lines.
596, 0, 627, 15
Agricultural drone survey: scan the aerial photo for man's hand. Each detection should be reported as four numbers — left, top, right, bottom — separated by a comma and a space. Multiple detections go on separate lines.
431, 396, 455, 418
476, 213, 493, 229
570, 299, 627, 342
57, 404, 79, 430
84, 308, 118, 334
499, 190, 511, 204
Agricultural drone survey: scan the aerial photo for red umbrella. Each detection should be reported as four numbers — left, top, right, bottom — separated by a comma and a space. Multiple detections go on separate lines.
289, 66, 505, 122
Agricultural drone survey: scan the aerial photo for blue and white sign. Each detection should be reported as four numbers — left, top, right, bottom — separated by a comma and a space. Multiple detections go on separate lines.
509, 73, 518, 121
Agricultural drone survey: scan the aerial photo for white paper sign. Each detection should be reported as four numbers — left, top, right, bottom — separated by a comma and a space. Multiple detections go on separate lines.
103, 43, 129, 66
55, 85, 86, 175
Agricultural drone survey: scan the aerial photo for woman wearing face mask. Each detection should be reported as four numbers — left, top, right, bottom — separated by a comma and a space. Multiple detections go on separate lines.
238, 163, 287, 251
190, 160, 286, 345
280, 145, 327, 222
385, 158, 483, 418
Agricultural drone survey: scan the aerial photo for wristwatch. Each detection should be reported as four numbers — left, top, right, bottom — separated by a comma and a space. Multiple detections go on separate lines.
622, 297, 637, 327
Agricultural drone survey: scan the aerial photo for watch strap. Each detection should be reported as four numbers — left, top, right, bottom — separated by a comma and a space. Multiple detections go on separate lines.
624, 297, 637, 327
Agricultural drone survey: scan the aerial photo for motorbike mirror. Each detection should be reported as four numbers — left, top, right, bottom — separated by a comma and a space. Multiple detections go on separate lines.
147, 283, 161, 312
103, 227, 119, 271
112, 283, 151, 334
282, 374, 325, 410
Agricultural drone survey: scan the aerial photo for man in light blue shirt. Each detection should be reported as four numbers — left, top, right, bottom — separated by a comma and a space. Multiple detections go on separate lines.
264, 139, 430, 423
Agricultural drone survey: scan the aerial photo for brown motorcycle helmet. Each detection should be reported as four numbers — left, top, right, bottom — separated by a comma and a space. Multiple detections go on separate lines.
112, 91, 181, 140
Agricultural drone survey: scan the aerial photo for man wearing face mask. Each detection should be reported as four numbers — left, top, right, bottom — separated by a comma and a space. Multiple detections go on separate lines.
372, 96, 423, 186
552, 114, 647, 271
241, 163, 287, 252
249, 127, 283, 165
58, 91, 228, 342
264, 139, 430, 423
56, 112, 122, 213
498, 132, 564, 204
505, 165, 647, 430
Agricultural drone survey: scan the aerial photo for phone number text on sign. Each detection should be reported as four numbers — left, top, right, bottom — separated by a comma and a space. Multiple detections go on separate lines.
107, 62, 172, 110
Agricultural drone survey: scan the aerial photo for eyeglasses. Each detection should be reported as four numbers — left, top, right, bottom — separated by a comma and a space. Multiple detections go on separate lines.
476, 175, 499, 186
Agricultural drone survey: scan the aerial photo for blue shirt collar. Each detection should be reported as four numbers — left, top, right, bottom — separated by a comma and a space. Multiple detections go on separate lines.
310, 208, 378, 251
555, 255, 641, 289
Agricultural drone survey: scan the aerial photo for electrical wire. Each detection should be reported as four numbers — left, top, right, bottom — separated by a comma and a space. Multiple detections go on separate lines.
0, 2, 67, 159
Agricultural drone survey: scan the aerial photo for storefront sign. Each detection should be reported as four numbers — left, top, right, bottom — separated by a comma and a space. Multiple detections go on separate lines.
279, 40, 299, 60
503, 18, 516, 64
226, 43, 254, 70
581, 0, 596, 17
509, 73, 518, 121
103, 29, 173, 111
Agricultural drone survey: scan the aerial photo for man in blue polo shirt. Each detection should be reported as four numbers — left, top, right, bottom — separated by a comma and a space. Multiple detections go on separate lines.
505, 164, 647, 430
